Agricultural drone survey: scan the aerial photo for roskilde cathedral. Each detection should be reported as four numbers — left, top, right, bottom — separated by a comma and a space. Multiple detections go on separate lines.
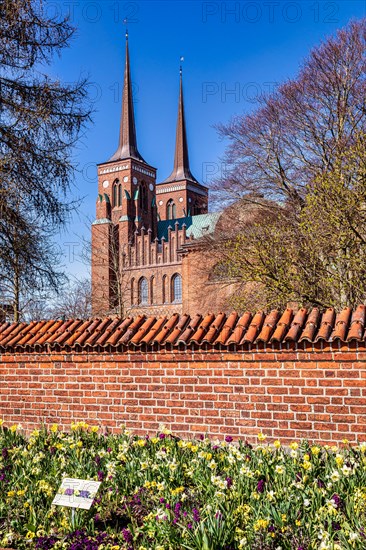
91, 34, 232, 317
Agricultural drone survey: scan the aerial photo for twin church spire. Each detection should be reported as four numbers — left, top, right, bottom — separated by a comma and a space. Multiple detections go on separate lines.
109, 32, 197, 184
163, 66, 198, 184
109, 31, 145, 163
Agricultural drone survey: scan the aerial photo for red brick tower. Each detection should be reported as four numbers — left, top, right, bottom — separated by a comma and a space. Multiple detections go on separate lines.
91, 32, 157, 315
156, 67, 208, 221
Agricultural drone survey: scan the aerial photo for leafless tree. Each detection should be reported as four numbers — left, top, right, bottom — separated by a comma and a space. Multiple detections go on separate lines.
0, 0, 92, 319
211, 20, 366, 310
48, 277, 92, 320
215, 19, 366, 210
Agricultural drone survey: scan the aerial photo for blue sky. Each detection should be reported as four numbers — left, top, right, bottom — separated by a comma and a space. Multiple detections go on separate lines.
49, 0, 366, 278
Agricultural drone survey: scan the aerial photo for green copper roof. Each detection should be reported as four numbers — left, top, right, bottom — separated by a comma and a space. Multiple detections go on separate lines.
157, 212, 221, 241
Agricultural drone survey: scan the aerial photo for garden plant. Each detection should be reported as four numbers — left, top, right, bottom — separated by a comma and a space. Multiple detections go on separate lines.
0, 421, 365, 549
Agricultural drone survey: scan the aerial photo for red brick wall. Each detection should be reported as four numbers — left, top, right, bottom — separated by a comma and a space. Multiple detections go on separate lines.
1, 345, 365, 444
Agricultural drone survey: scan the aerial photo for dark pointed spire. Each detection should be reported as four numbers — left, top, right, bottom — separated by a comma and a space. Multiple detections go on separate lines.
109, 30, 145, 163
163, 64, 198, 183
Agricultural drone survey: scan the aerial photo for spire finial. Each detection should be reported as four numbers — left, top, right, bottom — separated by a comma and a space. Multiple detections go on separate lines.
124, 17, 128, 40
179, 56, 184, 77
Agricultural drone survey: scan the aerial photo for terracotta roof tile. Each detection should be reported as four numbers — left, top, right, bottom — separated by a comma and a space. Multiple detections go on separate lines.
141, 317, 167, 345
0, 321, 10, 335
83, 318, 113, 346
227, 312, 252, 345
30, 320, 64, 347
177, 314, 202, 344
153, 313, 179, 345
215, 312, 239, 345
130, 317, 157, 345
257, 310, 280, 343
299, 308, 320, 342
0, 322, 26, 346
64, 320, 94, 347
74, 319, 102, 346
2, 305, 366, 351
284, 308, 307, 342
203, 313, 226, 344
190, 313, 216, 344
96, 318, 128, 346
6, 321, 39, 347
47, 320, 82, 344
330, 307, 352, 341
315, 307, 336, 342
347, 305, 366, 341
165, 314, 190, 345
271, 308, 293, 343
115, 316, 144, 345
242, 311, 265, 344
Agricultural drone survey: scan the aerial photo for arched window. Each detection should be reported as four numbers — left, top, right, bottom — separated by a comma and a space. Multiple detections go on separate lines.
131, 278, 135, 305
171, 273, 182, 303
112, 180, 118, 207
112, 179, 122, 207
166, 199, 176, 220
162, 274, 167, 303
139, 182, 148, 212
138, 277, 148, 305
150, 276, 155, 304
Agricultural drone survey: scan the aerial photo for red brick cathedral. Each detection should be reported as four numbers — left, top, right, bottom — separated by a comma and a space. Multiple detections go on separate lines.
91, 35, 230, 317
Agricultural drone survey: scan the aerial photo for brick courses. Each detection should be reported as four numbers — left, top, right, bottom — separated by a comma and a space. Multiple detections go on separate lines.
1, 344, 365, 445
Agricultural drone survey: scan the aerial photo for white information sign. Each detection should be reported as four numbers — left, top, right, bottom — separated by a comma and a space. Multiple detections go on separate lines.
52, 478, 101, 510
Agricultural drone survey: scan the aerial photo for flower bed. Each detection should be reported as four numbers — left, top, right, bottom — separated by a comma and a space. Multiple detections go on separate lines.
0, 421, 365, 549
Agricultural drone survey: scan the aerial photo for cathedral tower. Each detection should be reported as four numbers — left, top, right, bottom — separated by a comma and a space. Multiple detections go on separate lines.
91, 32, 157, 315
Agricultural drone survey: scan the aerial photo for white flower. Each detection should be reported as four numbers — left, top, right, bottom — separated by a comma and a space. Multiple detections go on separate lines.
240, 465, 253, 477
328, 498, 338, 509
342, 464, 352, 476
304, 499, 310, 507
156, 450, 167, 460
211, 475, 226, 489
329, 470, 340, 482
155, 508, 166, 520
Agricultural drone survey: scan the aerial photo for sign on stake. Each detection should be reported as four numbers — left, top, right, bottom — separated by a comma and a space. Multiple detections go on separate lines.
52, 478, 101, 510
